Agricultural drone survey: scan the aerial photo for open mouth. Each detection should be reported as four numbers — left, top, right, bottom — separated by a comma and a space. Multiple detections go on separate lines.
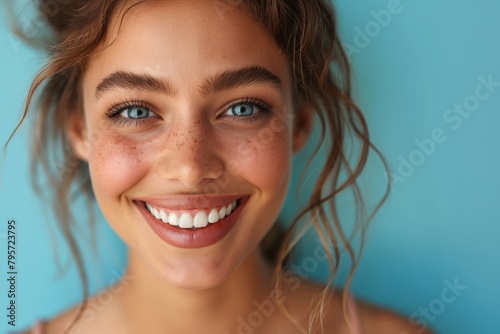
135, 195, 249, 248
141, 199, 240, 229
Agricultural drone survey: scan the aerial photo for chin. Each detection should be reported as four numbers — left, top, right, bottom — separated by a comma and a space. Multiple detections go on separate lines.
166, 277, 227, 290
153, 254, 238, 290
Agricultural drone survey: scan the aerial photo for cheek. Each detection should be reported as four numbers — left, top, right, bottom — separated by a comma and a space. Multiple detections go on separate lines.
88, 131, 148, 197
229, 122, 291, 193
86, 115, 292, 198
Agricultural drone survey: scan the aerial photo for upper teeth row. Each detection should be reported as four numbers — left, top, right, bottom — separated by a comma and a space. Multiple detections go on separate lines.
146, 201, 238, 229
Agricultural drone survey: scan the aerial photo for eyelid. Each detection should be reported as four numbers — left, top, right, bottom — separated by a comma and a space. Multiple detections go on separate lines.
103, 97, 273, 127
104, 100, 159, 126
222, 97, 273, 117
106, 100, 157, 116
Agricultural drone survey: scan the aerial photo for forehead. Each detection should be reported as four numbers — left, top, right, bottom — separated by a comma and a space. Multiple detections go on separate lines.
84, 0, 290, 94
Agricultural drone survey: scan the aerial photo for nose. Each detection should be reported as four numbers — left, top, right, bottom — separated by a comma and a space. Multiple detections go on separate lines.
154, 118, 224, 188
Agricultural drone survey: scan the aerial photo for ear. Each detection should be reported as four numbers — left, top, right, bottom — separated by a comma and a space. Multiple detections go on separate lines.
67, 111, 90, 162
292, 103, 313, 153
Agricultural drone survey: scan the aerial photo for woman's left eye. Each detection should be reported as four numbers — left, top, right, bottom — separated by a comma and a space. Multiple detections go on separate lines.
222, 100, 272, 122
120, 106, 153, 119
226, 103, 256, 117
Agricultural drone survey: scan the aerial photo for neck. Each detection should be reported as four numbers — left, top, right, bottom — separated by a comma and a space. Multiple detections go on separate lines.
117, 248, 275, 334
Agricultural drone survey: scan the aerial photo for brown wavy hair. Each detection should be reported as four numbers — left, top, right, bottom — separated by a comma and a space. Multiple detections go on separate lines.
4, 0, 390, 333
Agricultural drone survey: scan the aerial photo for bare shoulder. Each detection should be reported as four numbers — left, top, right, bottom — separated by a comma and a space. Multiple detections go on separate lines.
355, 298, 435, 334
16, 306, 78, 334
25, 292, 119, 334
284, 279, 434, 334
40, 303, 83, 334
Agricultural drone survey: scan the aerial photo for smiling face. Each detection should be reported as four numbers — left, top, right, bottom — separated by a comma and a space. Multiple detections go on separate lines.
69, 0, 310, 289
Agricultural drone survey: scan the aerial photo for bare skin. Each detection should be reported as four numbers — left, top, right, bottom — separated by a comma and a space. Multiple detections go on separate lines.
31, 271, 433, 334
24, 1, 433, 333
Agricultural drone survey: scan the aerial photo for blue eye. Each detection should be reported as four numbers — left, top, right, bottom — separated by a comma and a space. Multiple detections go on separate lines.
105, 101, 158, 127
229, 104, 255, 117
222, 99, 272, 123
121, 106, 152, 119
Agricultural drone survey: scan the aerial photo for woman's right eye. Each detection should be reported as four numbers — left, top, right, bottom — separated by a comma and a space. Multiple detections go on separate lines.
105, 101, 158, 127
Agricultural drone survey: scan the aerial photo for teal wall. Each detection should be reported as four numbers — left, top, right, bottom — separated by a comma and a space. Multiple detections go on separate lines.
1, 1, 499, 333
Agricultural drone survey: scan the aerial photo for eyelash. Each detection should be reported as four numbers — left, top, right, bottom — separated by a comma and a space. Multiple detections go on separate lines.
105, 100, 157, 127
104, 98, 273, 126
224, 97, 273, 123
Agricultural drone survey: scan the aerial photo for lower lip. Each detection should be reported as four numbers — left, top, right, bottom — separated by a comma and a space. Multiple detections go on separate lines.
135, 196, 249, 249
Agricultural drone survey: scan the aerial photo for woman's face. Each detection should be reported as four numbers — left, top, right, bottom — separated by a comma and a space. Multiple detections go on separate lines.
70, 0, 309, 288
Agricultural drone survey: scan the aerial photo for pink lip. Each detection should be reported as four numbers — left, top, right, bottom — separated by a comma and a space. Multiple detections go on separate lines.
134, 195, 249, 249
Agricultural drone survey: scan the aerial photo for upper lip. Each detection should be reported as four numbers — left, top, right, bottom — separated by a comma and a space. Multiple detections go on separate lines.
134, 194, 246, 210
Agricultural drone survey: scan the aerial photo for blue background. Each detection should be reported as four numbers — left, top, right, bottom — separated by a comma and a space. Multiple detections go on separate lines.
1, 1, 499, 333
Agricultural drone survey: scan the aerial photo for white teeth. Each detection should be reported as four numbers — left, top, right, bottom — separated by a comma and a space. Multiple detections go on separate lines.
160, 210, 168, 223
219, 206, 226, 219
178, 213, 194, 228
168, 212, 178, 226
152, 207, 161, 220
145, 200, 239, 229
193, 211, 208, 228
208, 208, 219, 224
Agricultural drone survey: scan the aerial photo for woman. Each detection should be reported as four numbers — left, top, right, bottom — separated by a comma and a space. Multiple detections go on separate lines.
7, 0, 432, 333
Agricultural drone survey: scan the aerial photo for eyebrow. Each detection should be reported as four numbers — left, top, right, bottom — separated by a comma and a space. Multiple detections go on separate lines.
95, 66, 282, 99
199, 66, 282, 96
95, 71, 174, 98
